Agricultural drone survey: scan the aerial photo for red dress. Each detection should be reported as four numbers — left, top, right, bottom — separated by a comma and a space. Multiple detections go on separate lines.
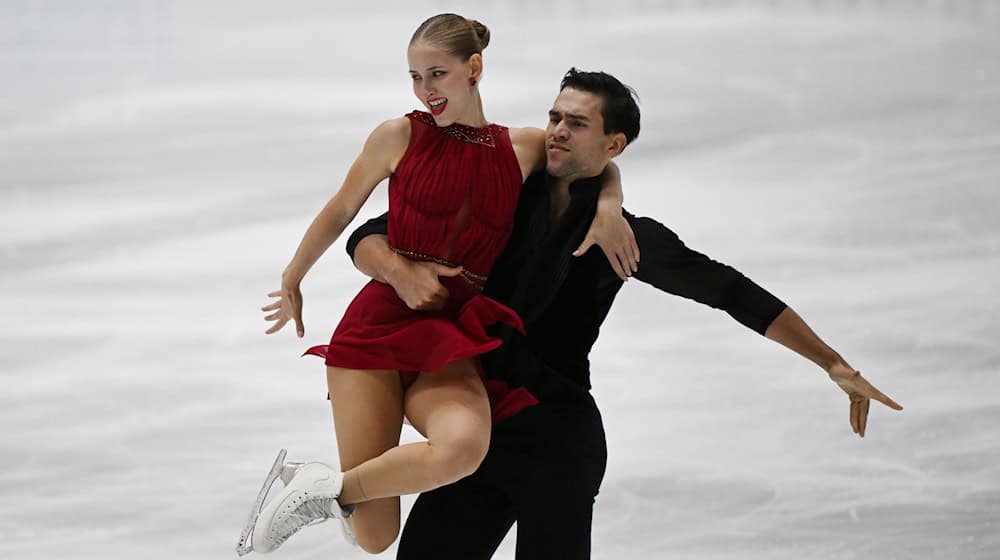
305, 111, 538, 420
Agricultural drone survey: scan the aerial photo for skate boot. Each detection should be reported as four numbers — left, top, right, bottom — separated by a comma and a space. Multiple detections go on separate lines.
276, 461, 358, 547
236, 450, 354, 555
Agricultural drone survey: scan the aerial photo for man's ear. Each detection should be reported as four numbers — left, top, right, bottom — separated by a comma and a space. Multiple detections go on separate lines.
608, 132, 627, 158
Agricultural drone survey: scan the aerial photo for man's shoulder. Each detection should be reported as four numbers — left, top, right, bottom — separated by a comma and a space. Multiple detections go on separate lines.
623, 209, 683, 245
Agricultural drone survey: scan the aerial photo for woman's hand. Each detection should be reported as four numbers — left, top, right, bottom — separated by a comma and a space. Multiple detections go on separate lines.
828, 362, 903, 438
262, 282, 305, 338
574, 208, 640, 281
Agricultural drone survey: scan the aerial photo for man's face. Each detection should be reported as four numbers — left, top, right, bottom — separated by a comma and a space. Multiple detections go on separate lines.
545, 87, 619, 180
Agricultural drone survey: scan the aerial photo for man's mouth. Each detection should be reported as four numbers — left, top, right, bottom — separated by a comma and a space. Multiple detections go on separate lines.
429, 98, 447, 116
547, 143, 569, 153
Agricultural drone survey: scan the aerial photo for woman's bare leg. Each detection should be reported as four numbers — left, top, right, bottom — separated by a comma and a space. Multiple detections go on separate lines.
335, 359, 491, 552
326, 366, 404, 554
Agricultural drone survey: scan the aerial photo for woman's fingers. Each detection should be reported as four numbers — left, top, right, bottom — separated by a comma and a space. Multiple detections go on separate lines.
265, 317, 288, 334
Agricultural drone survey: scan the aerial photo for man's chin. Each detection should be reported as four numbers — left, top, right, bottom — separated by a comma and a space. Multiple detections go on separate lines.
545, 163, 569, 178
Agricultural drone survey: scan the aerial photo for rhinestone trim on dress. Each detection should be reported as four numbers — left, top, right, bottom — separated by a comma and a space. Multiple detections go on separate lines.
391, 247, 488, 291
409, 111, 500, 147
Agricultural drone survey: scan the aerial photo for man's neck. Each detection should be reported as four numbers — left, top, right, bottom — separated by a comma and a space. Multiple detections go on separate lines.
545, 171, 601, 223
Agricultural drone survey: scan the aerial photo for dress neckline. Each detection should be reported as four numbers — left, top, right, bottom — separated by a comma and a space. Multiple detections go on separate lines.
408, 110, 500, 147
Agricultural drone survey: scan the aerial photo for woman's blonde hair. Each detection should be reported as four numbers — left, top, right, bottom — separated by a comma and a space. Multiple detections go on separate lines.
410, 13, 490, 60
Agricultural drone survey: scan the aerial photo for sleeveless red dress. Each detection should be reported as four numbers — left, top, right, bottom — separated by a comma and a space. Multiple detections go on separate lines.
305, 111, 538, 420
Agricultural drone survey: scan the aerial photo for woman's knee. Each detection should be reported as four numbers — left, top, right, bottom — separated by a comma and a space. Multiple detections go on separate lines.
354, 526, 398, 554
350, 506, 400, 554
426, 426, 490, 485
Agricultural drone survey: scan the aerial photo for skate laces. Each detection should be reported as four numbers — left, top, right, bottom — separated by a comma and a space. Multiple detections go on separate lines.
276, 492, 346, 542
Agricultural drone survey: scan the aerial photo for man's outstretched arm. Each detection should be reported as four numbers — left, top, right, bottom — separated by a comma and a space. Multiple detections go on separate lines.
346, 213, 460, 311
627, 212, 902, 438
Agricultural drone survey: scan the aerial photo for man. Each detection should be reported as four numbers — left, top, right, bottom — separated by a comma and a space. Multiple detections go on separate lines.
345, 68, 902, 559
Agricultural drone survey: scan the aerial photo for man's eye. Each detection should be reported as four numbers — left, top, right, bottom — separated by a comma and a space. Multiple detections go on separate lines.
410, 75, 421, 81
432, 71, 446, 77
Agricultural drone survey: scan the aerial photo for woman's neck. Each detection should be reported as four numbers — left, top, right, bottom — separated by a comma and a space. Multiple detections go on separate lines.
451, 94, 488, 128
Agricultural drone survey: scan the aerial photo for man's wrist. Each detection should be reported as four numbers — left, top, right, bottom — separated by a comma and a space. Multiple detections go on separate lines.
381, 251, 409, 287
824, 354, 850, 374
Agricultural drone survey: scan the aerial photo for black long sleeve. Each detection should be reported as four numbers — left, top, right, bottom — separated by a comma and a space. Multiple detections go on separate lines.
627, 212, 786, 335
345, 212, 389, 262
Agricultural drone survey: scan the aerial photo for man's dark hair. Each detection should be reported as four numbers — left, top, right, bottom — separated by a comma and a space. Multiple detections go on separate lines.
560, 68, 641, 150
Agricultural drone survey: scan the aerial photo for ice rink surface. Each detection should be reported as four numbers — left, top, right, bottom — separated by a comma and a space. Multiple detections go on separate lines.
2, 1, 998, 558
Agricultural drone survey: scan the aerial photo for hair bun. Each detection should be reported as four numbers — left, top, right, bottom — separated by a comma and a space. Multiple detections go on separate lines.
468, 19, 490, 50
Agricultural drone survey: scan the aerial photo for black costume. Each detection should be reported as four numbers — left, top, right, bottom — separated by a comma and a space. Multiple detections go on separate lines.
345, 173, 787, 559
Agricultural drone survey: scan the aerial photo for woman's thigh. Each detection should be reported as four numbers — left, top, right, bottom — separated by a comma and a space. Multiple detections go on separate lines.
403, 359, 491, 448
326, 367, 404, 532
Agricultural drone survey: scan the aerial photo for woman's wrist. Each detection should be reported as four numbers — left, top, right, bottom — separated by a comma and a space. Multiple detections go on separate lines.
281, 267, 305, 288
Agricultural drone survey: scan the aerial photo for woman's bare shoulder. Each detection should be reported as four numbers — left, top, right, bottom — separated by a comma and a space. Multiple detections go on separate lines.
368, 117, 412, 145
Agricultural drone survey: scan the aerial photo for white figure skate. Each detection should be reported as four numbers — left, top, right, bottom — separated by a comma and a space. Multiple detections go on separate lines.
236, 450, 355, 555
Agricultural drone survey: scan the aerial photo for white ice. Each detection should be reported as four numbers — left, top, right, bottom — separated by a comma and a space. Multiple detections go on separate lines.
2, 1, 998, 558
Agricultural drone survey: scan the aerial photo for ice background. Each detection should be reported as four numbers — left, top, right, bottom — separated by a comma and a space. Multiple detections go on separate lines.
2, 1, 998, 558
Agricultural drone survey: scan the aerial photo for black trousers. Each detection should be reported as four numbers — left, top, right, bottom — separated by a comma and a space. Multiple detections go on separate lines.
396, 394, 607, 560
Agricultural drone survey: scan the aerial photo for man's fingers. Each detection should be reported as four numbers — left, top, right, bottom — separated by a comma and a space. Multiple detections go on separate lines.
625, 245, 639, 273
261, 301, 281, 312
617, 253, 632, 280
859, 373, 904, 410
871, 388, 904, 411
434, 264, 464, 277
606, 247, 628, 281
879, 395, 904, 411
859, 399, 870, 437
629, 231, 640, 266
573, 236, 595, 257
264, 311, 280, 322
621, 227, 639, 272
267, 291, 281, 298
850, 401, 859, 434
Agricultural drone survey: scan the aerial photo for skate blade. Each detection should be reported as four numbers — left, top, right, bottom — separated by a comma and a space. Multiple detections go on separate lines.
236, 449, 287, 556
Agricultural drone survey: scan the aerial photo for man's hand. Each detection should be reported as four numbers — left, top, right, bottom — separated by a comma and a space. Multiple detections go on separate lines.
828, 362, 903, 438
385, 253, 462, 311
574, 210, 639, 281
262, 282, 305, 338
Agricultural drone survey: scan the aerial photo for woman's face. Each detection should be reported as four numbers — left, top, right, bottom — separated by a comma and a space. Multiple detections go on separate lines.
407, 42, 481, 126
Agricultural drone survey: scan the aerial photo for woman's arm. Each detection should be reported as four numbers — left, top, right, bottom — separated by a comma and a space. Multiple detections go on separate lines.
509, 126, 547, 182
262, 118, 410, 337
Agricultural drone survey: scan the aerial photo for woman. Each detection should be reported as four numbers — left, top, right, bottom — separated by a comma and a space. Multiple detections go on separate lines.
236, 13, 638, 556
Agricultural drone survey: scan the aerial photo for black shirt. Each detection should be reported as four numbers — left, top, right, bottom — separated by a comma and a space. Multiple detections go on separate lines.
346, 172, 786, 400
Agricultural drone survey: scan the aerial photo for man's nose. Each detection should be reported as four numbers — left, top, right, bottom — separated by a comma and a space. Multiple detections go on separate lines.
551, 122, 569, 141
